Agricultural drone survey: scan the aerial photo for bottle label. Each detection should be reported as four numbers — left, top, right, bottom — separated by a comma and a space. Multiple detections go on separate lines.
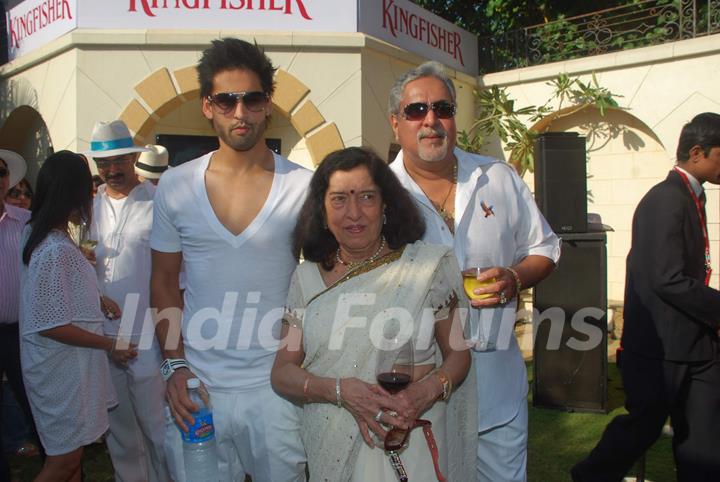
181, 410, 215, 443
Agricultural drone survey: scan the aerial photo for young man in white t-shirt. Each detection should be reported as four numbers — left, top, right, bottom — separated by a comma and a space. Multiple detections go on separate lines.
150, 38, 310, 481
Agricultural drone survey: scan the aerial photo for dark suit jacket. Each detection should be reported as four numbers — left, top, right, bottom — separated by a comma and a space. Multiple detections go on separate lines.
622, 170, 720, 362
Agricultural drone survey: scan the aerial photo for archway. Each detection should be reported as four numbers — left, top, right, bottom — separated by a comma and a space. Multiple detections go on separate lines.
0, 105, 53, 186
119, 66, 345, 167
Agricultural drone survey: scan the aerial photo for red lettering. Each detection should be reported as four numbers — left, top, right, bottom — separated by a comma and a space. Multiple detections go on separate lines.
9, 17, 18, 48
378, 0, 467, 67
429, 23, 437, 47
382, 0, 394, 36
453, 33, 464, 66
399, 7, 408, 36
419, 17, 427, 41
129, 0, 156, 16
33, 4, 39, 31
289, 0, 311, 19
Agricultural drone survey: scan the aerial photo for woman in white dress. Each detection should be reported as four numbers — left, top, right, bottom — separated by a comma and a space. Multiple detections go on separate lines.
271, 147, 477, 481
19, 151, 137, 482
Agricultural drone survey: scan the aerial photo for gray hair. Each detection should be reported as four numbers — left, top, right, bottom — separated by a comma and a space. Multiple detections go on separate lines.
388, 61, 456, 116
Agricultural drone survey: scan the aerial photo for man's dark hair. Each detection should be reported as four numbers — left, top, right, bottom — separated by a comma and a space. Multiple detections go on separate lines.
23, 150, 93, 265
676, 112, 720, 162
197, 38, 276, 98
293, 147, 426, 270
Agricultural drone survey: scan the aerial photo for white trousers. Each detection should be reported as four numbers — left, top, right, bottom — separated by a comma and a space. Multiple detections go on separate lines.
476, 400, 528, 482
106, 343, 171, 482
165, 383, 306, 482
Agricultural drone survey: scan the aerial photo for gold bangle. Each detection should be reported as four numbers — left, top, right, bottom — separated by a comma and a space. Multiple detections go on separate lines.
303, 377, 311, 401
506, 267, 522, 296
432, 368, 452, 401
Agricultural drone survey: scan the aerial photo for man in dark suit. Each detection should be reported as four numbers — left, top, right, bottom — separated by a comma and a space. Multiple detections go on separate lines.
572, 112, 720, 482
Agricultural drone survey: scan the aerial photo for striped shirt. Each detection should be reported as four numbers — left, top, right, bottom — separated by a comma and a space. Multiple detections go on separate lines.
0, 203, 31, 324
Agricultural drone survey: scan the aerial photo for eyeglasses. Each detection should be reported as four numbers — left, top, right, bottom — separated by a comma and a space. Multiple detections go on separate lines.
7, 188, 32, 199
0, 167, 8, 178
207, 91, 269, 114
94, 154, 135, 169
401, 101, 456, 121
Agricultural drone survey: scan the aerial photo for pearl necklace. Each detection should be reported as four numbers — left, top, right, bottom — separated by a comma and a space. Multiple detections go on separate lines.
336, 236, 386, 269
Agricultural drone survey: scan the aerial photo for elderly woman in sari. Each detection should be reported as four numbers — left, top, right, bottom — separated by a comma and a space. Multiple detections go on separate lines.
271, 147, 477, 481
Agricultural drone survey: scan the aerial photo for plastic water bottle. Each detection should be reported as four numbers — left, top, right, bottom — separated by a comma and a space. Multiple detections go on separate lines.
182, 378, 219, 481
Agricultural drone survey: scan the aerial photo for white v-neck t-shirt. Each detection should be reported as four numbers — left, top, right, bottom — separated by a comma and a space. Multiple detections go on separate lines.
151, 151, 312, 390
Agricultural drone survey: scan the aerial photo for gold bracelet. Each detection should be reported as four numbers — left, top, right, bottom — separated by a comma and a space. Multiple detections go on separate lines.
506, 267, 522, 296
303, 377, 311, 401
431, 368, 452, 401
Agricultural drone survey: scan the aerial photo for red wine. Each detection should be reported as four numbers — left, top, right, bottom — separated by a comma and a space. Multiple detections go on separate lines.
377, 372, 411, 394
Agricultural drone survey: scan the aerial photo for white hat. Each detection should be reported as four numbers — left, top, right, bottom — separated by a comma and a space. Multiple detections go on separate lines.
86, 120, 151, 159
135, 145, 169, 179
0, 149, 27, 187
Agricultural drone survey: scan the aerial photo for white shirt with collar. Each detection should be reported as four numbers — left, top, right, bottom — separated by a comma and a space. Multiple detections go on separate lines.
91, 181, 156, 342
391, 147, 561, 431
674, 165, 704, 197
0, 203, 31, 324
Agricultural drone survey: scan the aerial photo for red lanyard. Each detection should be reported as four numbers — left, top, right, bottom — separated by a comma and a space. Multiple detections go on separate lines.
673, 167, 712, 285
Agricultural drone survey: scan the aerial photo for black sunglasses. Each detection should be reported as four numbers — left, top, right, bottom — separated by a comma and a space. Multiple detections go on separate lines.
0, 167, 8, 178
402, 101, 456, 121
207, 91, 269, 114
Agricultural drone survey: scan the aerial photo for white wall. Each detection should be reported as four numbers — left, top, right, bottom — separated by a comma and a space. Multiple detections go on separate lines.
484, 35, 720, 301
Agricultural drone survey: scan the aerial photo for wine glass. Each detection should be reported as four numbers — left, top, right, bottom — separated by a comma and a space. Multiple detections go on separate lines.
375, 331, 414, 396
375, 329, 414, 480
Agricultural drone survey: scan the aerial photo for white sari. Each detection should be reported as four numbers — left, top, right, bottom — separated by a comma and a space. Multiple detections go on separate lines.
285, 241, 477, 482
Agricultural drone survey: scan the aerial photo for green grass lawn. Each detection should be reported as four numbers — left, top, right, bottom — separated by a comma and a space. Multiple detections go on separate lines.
528, 362, 675, 482
10, 362, 674, 481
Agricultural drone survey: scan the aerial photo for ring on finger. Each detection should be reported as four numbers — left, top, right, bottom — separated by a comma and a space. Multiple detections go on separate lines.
499, 291, 508, 304
374, 409, 383, 422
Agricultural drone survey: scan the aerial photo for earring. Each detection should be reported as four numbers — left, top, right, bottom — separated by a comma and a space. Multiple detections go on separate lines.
383, 213, 387, 225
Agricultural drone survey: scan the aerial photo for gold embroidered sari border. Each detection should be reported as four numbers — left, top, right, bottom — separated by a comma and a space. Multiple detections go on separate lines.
306, 247, 405, 308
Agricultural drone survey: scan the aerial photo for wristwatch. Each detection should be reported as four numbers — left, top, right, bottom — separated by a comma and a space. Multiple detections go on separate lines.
160, 358, 189, 381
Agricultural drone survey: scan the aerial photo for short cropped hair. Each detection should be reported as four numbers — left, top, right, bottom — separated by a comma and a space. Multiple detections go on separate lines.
293, 147, 425, 270
388, 61, 456, 116
197, 38, 276, 99
676, 112, 720, 162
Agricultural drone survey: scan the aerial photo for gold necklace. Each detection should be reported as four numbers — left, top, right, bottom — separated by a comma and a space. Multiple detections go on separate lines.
336, 236, 386, 269
427, 162, 457, 233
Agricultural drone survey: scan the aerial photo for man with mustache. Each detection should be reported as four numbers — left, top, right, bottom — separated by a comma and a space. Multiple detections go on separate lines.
150, 38, 309, 481
389, 61, 560, 482
87, 120, 171, 482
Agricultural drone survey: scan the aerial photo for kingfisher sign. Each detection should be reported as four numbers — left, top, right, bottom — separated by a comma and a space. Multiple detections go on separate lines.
6, 0, 77, 60
127, 0, 313, 20
5, 0, 478, 74
79, 0, 354, 30
358, 0, 477, 75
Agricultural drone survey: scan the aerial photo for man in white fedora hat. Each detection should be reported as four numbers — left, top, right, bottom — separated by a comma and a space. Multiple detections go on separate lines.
87, 120, 171, 482
0, 149, 43, 479
136, 145, 169, 185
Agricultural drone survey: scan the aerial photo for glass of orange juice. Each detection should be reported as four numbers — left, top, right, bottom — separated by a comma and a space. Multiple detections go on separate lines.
463, 254, 497, 300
